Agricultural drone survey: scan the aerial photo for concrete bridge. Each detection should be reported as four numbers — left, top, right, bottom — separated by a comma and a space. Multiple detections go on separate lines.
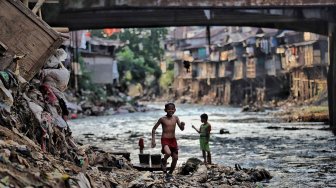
44, 0, 336, 35
40, 0, 336, 133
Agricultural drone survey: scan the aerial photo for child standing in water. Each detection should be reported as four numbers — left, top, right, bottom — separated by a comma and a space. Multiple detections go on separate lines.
192, 113, 212, 164
152, 103, 185, 177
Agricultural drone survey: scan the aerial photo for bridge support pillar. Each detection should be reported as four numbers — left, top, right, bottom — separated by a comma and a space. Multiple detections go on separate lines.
327, 23, 336, 134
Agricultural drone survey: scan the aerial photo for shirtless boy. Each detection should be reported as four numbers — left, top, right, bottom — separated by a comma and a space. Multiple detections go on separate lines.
151, 103, 185, 176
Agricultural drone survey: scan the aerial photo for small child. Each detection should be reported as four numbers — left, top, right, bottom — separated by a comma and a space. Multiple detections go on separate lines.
192, 113, 212, 164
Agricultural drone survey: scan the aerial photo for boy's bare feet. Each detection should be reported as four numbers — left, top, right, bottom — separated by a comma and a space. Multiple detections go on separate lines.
165, 173, 173, 180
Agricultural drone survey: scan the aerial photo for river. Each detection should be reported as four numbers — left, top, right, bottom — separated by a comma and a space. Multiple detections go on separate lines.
69, 103, 336, 187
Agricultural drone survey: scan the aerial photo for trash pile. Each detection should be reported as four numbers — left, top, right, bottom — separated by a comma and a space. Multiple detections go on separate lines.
0, 49, 143, 187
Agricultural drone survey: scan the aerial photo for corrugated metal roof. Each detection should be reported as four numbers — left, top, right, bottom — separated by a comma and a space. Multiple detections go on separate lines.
279, 40, 317, 47
192, 27, 227, 38
276, 30, 298, 38
182, 43, 207, 50
261, 28, 278, 34
226, 33, 253, 44
290, 40, 317, 46
255, 28, 279, 37
89, 37, 124, 46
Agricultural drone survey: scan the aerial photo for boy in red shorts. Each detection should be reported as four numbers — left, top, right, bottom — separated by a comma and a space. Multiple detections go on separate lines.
151, 103, 185, 177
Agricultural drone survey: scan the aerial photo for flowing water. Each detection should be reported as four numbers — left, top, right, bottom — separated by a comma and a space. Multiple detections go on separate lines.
69, 103, 336, 187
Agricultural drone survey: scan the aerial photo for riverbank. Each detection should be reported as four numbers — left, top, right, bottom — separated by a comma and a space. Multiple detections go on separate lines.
271, 92, 329, 124
238, 102, 329, 124
274, 105, 329, 123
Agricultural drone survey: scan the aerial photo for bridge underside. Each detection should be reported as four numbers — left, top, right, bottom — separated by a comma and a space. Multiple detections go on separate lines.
46, 7, 334, 35
46, 8, 334, 35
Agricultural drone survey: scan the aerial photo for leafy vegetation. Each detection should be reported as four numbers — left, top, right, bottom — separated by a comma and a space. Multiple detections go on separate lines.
159, 57, 175, 92
159, 70, 174, 92
89, 28, 169, 97
116, 47, 147, 87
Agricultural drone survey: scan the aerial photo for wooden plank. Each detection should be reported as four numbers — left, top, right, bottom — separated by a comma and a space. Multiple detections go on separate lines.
7, 0, 58, 37
32, 0, 46, 14
52, 27, 70, 33
110, 151, 130, 161
133, 164, 171, 172
0, 0, 62, 80
246, 58, 256, 78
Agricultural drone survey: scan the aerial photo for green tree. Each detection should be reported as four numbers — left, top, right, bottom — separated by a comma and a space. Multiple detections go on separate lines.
117, 46, 148, 85
117, 28, 167, 79
90, 28, 168, 96
159, 57, 175, 92
159, 70, 174, 91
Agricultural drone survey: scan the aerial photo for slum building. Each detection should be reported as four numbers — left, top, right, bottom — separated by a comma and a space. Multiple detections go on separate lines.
243, 28, 286, 105
80, 36, 121, 85
165, 27, 191, 99
172, 27, 231, 104
169, 27, 208, 102
276, 31, 328, 101
166, 26, 328, 105
64, 31, 123, 97
207, 27, 232, 105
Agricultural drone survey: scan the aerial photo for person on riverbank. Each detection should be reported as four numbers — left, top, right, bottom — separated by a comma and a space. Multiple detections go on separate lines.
192, 113, 212, 164
151, 103, 185, 177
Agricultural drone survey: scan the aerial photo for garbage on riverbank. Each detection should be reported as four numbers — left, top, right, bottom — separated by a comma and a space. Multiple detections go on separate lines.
0, 47, 142, 187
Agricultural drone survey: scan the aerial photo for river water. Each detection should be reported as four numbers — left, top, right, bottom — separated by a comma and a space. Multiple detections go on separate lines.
69, 103, 336, 187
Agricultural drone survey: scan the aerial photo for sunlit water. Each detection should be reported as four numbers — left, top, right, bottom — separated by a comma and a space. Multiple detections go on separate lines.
69, 103, 336, 187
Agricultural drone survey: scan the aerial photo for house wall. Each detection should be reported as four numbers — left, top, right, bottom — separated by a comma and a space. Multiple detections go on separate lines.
83, 55, 117, 84
290, 67, 327, 100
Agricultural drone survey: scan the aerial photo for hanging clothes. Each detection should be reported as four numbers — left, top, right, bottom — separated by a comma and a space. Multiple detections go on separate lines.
112, 59, 119, 83
270, 37, 278, 48
260, 39, 270, 54
246, 46, 254, 57
298, 47, 305, 66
